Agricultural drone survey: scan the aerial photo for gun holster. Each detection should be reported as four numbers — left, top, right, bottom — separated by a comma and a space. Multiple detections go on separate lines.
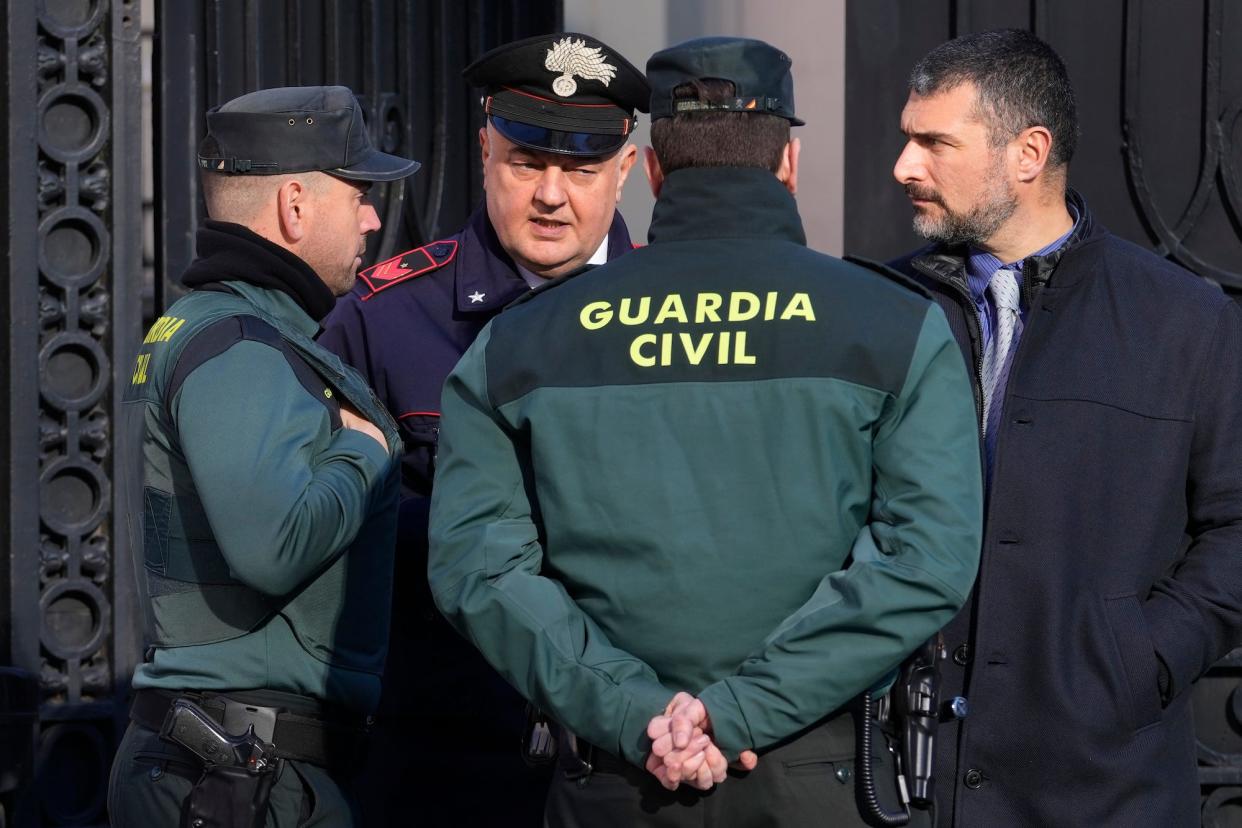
157, 697, 284, 828
182, 764, 281, 828
853, 634, 944, 828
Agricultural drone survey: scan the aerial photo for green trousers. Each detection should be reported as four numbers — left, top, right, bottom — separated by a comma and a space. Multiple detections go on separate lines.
543, 711, 931, 828
107, 722, 355, 827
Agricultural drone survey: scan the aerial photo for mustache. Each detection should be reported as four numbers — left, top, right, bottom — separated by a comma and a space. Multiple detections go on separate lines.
904, 184, 944, 205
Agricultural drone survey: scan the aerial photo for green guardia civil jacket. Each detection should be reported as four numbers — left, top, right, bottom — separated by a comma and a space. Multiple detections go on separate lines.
123, 224, 401, 713
428, 167, 983, 765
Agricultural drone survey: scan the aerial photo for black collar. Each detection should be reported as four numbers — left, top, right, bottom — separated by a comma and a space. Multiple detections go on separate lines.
648, 167, 806, 246
909, 189, 1098, 305
182, 220, 336, 321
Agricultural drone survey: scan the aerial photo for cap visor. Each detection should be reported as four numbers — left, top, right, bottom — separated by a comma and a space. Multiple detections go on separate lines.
332, 150, 421, 182
491, 116, 627, 157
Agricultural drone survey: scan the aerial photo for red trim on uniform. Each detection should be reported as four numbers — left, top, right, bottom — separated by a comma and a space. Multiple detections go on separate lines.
366, 256, 414, 284
358, 240, 459, 301
398, 410, 441, 419
631, 242, 642, 249
500, 86, 622, 109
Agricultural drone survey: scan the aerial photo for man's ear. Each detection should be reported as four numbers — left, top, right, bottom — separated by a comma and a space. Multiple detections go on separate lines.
479, 126, 491, 176
276, 179, 309, 243
776, 137, 800, 195
644, 146, 665, 198
615, 144, 639, 202
1014, 125, 1053, 184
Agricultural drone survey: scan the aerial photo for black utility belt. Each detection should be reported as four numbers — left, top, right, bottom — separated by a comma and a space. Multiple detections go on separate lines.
555, 730, 631, 781
130, 688, 370, 770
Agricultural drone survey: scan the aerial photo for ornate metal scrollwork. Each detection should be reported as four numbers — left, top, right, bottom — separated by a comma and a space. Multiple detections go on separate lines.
1126, 2, 1242, 811
23, 0, 140, 823
1123, 0, 1242, 287
7, 1, 563, 824
1196, 650, 1242, 819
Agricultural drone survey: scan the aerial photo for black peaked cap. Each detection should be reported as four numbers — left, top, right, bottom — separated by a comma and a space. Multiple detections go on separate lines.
464, 32, 650, 157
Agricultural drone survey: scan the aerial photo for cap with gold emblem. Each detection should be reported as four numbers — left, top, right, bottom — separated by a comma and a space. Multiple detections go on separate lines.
463, 32, 650, 157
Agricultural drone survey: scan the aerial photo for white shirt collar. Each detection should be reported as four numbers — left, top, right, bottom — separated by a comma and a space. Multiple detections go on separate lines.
517, 235, 609, 289
587, 234, 609, 265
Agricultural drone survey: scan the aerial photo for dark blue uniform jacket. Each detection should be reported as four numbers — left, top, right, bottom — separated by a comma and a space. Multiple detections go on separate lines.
320, 202, 634, 619
321, 203, 634, 507
891, 192, 1242, 827
317, 203, 635, 823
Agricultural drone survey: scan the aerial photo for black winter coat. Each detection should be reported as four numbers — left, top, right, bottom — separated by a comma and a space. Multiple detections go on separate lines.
891, 193, 1242, 827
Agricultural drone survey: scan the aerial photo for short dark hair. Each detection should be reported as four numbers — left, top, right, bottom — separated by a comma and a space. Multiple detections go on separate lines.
649, 79, 790, 173
910, 29, 1078, 167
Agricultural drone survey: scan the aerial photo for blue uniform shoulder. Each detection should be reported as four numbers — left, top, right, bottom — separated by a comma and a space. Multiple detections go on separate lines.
354, 239, 459, 300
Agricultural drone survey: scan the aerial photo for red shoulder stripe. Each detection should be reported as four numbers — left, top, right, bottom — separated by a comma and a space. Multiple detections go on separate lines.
357, 240, 459, 300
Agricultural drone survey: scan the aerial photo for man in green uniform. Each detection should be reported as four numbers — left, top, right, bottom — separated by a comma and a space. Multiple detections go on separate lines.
428, 37, 983, 826
108, 86, 418, 826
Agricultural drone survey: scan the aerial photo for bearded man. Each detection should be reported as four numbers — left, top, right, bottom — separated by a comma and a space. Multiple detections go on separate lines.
889, 29, 1242, 827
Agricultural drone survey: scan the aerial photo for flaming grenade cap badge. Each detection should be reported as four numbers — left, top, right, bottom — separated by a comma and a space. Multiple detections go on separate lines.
544, 37, 617, 97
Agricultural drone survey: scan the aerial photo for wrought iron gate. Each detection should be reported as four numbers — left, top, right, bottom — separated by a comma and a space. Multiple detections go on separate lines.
1, 0, 143, 825
845, 1, 1242, 823
155, 0, 562, 309
0, 2, 559, 825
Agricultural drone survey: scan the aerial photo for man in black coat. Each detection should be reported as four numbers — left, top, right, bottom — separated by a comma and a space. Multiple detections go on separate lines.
889, 29, 1242, 826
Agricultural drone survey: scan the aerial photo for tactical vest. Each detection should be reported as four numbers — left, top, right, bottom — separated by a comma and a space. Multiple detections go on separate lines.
123, 283, 400, 654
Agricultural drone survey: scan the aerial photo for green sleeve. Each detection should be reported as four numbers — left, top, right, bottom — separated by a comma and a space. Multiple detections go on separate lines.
698, 304, 983, 756
429, 326, 677, 767
174, 339, 392, 596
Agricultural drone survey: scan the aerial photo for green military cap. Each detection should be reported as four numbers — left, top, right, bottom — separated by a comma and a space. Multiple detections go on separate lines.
198, 85, 421, 181
646, 36, 805, 126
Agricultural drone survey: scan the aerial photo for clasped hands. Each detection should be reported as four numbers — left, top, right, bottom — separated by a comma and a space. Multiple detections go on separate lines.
644, 691, 758, 791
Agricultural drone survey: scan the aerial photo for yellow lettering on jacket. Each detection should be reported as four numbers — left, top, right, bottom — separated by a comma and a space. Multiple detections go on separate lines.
142, 319, 165, 344
630, 334, 657, 367
583, 291, 816, 368
143, 316, 187, 345
733, 331, 756, 365
728, 292, 760, 322
780, 293, 816, 321
618, 297, 650, 325
580, 301, 613, 330
696, 293, 723, 323
653, 294, 688, 325
680, 332, 712, 365
626, 332, 757, 367
131, 352, 151, 385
